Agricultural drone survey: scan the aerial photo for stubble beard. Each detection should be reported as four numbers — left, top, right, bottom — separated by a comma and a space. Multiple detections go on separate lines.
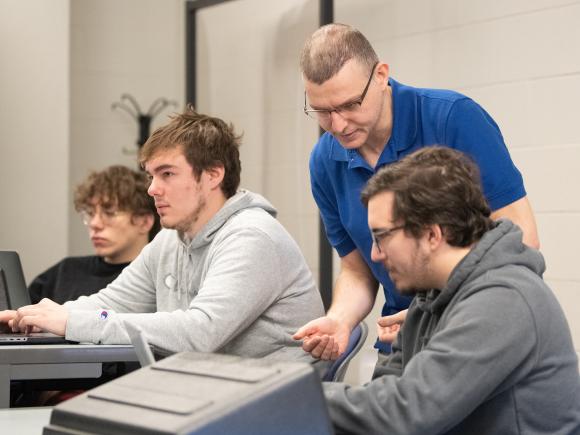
391, 245, 432, 296
174, 195, 207, 238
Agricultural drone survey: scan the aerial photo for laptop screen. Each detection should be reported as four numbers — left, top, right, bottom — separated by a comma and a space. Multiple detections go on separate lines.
0, 269, 9, 311
0, 251, 32, 309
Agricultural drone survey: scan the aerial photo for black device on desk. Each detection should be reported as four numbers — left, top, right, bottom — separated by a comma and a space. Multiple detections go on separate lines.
0, 251, 75, 345
44, 352, 334, 435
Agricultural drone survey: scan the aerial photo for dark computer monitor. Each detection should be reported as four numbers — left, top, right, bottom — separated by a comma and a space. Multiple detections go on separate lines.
0, 269, 10, 311
45, 352, 334, 435
0, 251, 31, 309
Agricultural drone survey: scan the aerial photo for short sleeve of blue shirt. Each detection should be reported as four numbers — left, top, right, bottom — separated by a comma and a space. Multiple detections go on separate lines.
443, 98, 525, 210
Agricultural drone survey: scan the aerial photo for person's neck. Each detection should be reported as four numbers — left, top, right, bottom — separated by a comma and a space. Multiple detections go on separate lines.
431, 245, 474, 289
183, 192, 228, 241
103, 239, 148, 265
358, 87, 393, 168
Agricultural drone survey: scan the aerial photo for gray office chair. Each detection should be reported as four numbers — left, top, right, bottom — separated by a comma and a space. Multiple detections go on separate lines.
323, 320, 368, 382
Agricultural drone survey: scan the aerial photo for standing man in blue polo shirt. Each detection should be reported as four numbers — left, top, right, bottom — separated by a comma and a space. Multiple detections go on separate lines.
293, 23, 539, 363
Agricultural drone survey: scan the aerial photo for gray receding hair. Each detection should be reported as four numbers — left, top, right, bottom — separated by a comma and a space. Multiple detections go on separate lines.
300, 23, 379, 84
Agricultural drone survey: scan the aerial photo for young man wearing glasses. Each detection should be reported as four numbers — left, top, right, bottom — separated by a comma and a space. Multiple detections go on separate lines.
3, 108, 326, 368
323, 146, 579, 434
294, 23, 539, 364
28, 165, 159, 304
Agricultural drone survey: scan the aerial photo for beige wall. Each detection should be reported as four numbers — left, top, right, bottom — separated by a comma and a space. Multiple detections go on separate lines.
196, 0, 321, 280
0, 0, 184, 282
68, 0, 185, 256
0, 0, 70, 282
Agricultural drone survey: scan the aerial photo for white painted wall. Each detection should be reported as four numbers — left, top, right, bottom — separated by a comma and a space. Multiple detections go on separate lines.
0, 0, 184, 283
69, 0, 185, 256
0, 0, 70, 282
196, 0, 321, 280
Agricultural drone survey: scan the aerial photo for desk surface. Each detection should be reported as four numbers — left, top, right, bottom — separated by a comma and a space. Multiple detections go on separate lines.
0, 343, 137, 364
0, 407, 52, 433
0, 344, 138, 408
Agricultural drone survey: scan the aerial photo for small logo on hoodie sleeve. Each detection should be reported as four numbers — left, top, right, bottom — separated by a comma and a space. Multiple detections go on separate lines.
99, 310, 109, 320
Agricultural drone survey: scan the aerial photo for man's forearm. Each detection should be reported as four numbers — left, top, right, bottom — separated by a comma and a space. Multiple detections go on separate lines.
327, 254, 378, 330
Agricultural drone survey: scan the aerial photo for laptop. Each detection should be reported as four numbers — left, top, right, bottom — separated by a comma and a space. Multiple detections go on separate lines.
0, 251, 76, 345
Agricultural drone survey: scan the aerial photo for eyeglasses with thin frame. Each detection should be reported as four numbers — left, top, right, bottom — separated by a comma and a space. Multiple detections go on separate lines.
371, 225, 404, 253
303, 62, 379, 123
80, 207, 124, 226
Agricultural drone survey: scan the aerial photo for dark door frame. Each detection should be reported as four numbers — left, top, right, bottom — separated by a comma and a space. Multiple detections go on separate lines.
185, 0, 334, 309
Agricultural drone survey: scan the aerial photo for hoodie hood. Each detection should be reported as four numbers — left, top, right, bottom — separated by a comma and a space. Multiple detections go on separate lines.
173, 190, 277, 299
419, 219, 545, 314
182, 189, 277, 250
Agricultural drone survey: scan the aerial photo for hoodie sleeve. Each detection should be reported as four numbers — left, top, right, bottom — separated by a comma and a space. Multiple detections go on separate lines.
65, 225, 286, 352
323, 286, 539, 435
64, 244, 158, 343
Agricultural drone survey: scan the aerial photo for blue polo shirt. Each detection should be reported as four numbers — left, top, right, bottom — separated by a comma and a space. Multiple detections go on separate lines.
310, 78, 526, 353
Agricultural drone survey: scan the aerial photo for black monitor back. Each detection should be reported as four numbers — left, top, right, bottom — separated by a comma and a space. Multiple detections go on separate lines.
44, 352, 334, 435
0, 251, 31, 309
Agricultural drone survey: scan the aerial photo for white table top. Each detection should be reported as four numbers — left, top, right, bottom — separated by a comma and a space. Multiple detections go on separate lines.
0, 407, 52, 434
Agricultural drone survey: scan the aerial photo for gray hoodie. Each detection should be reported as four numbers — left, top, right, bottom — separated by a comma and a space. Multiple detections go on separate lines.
65, 190, 324, 364
325, 220, 580, 434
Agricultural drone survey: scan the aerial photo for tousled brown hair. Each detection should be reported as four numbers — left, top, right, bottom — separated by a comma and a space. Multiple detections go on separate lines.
139, 106, 241, 198
361, 147, 493, 247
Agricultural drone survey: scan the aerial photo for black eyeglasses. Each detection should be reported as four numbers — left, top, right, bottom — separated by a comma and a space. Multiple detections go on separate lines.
371, 225, 404, 253
304, 62, 379, 123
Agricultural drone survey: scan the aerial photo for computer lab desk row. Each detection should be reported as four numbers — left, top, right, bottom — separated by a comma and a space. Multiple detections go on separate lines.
0, 343, 138, 408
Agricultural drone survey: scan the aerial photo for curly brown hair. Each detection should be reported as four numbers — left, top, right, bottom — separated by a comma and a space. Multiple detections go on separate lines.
139, 106, 242, 198
361, 147, 494, 247
74, 165, 160, 240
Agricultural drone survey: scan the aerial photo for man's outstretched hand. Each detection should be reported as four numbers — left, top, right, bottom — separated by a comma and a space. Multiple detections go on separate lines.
293, 316, 351, 360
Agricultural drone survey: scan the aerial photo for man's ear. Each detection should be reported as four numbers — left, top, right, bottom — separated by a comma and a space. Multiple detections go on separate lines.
376, 62, 390, 88
425, 224, 444, 251
134, 214, 155, 235
204, 165, 225, 190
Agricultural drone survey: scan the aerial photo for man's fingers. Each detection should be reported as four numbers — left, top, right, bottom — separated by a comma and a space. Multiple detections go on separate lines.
302, 335, 322, 352
319, 336, 336, 361
330, 343, 340, 361
293, 324, 318, 340
377, 323, 400, 343
17, 314, 41, 332
377, 316, 402, 327
310, 335, 332, 360
322, 340, 342, 361
0, 310, 17, 323
312, 336, 343, 361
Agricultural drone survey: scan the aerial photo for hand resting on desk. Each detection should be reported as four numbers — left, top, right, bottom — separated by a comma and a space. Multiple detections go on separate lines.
0, 298, 67, 336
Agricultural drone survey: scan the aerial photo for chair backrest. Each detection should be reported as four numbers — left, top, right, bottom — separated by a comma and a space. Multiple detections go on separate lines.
322, 320, 368, 382
123, 320, 155, 367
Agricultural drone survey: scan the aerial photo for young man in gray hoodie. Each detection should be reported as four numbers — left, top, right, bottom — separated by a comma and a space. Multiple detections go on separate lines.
1, 108, 325, 366
324, 147, 580, 434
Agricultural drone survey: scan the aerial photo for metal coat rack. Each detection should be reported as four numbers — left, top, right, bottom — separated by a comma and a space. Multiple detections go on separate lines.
111, 94, 177, 153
